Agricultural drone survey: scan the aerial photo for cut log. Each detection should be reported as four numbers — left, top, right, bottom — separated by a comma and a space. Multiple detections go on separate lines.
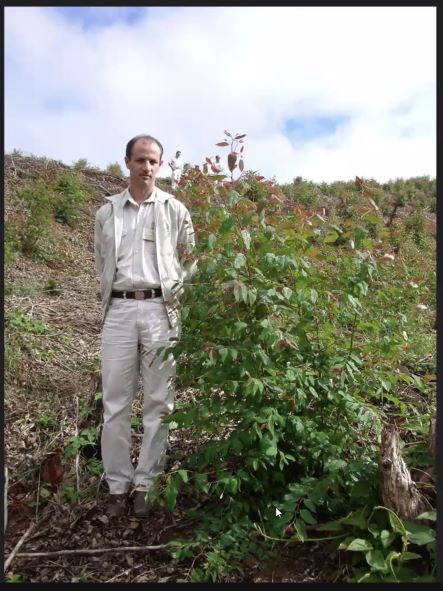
380, 423, 426, 521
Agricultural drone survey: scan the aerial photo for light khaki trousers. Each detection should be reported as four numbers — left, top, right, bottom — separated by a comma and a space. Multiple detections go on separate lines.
101, 298, 180, 494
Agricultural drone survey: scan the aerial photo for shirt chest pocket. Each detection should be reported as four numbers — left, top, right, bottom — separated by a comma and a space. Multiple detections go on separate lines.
143, 227, 155, 242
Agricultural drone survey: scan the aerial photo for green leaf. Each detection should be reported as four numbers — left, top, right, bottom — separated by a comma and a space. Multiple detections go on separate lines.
368, 523, 380, 538
241, 229, 251, 250
229, 348, 238, 361
357, 281, 368, 296
388, 511, 406, 535
265, 443, 278, 457
240, 282, 248, 303
324, 231, 339, 243
207, 234, 217, 250
365, 549, 388, 572
246, 377, 264, 397
233, 320, 248, 333
233, 280, 248, 303
346, 538, 373, 552
165, 479, 179, 510
219, 347, 229, 362
303, 499, 316, 513
178, 469, 188, 483
380, 529, 395, 548
308, 386, 318, 399
400, 552, 422, 561
295, 518, 307, 541
247, 287, 257, 305
406, 529, 435, 546
300, 508, 317, 525
234, 252, 246, 269
416, 510, 436, 521
282, 286, 292, 300
219, 215, 235, 234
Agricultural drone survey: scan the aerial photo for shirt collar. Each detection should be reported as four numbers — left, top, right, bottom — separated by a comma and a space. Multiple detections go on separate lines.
123, 187, 157, 207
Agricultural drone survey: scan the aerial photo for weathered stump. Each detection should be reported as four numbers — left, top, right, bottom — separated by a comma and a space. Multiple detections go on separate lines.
380, 423, 426, 521
428, 417, 436, 459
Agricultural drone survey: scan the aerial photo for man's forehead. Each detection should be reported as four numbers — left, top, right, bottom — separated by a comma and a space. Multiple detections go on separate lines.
132, 138, 162, 154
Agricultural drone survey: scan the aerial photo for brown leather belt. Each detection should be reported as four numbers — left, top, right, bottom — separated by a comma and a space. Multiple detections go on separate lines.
111, 288, 162, 300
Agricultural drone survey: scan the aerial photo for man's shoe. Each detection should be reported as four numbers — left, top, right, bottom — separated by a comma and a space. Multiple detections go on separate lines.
106, 493, 128, 518
133, 490, 151, 517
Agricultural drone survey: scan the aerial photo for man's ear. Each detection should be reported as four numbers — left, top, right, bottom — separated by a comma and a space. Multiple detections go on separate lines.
159, 159, 163, 168
124, 156, 130, 170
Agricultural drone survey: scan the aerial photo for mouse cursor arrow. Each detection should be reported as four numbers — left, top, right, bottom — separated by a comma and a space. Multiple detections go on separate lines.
275, 508, 282, 517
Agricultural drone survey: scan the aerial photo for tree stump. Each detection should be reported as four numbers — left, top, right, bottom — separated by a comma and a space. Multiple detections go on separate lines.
428, 417, 436, 459
380, 423, 426, 521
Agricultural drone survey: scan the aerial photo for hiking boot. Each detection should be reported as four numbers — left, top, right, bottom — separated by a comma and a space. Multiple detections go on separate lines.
106, 493, 128, 518
133, 490, 151, 517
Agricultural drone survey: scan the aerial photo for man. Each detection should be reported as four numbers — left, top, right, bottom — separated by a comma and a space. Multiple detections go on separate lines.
168, 150, 183, 190
94, 135, 196, 518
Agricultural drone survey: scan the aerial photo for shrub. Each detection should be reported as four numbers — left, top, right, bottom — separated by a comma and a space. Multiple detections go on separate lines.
18, 179, 55, 258
146, 135, 436, 582
72, 158, 90, 170
106, 162, 124, 177
53, 171, 88, 227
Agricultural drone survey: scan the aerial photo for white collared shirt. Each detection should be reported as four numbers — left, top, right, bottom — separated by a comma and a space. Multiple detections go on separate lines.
112, 190, 161, 291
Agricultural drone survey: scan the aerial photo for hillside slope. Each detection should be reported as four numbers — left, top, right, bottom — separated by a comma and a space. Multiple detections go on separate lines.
4, 154, 436, 583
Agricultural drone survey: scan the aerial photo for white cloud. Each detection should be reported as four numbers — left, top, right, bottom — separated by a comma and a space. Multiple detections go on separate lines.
5, 6, 436, 183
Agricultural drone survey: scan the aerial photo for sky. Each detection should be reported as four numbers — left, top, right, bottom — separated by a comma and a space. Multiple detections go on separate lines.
4, 6, 436, 184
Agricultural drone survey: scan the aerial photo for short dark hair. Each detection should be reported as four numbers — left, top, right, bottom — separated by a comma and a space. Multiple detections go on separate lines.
126, 135, 164, 160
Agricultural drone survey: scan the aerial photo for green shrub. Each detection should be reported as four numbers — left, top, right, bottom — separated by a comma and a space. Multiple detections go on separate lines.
72, 158, 90, 170
404, 210, 427, 247
106, 162, 124, 177
18, 179, 55, 258
54, 171, 87, 226
146, 138, 436, 582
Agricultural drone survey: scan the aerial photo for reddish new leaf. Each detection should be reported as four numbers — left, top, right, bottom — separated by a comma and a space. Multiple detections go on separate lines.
227, 152, 237, 171
239, 158, 244, 172
224, 130, 232, 137
240, 145, 245, 153
234, 133, 247, 140
216, 141, 229, 147
206, 157, 213, 164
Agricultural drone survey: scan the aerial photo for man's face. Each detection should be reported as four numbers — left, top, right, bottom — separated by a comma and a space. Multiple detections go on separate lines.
125, 139, 163, 190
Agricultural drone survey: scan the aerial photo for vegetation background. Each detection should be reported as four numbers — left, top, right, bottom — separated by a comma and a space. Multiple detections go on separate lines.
4, 137, 436, 583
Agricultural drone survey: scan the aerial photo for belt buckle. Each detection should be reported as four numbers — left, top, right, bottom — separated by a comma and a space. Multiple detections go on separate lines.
134, 290, 145, 300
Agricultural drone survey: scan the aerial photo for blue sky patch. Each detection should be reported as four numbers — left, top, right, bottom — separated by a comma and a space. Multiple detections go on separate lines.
284, 115, 348, 141
53, 7, 148, 29
43, 97, 88, 112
